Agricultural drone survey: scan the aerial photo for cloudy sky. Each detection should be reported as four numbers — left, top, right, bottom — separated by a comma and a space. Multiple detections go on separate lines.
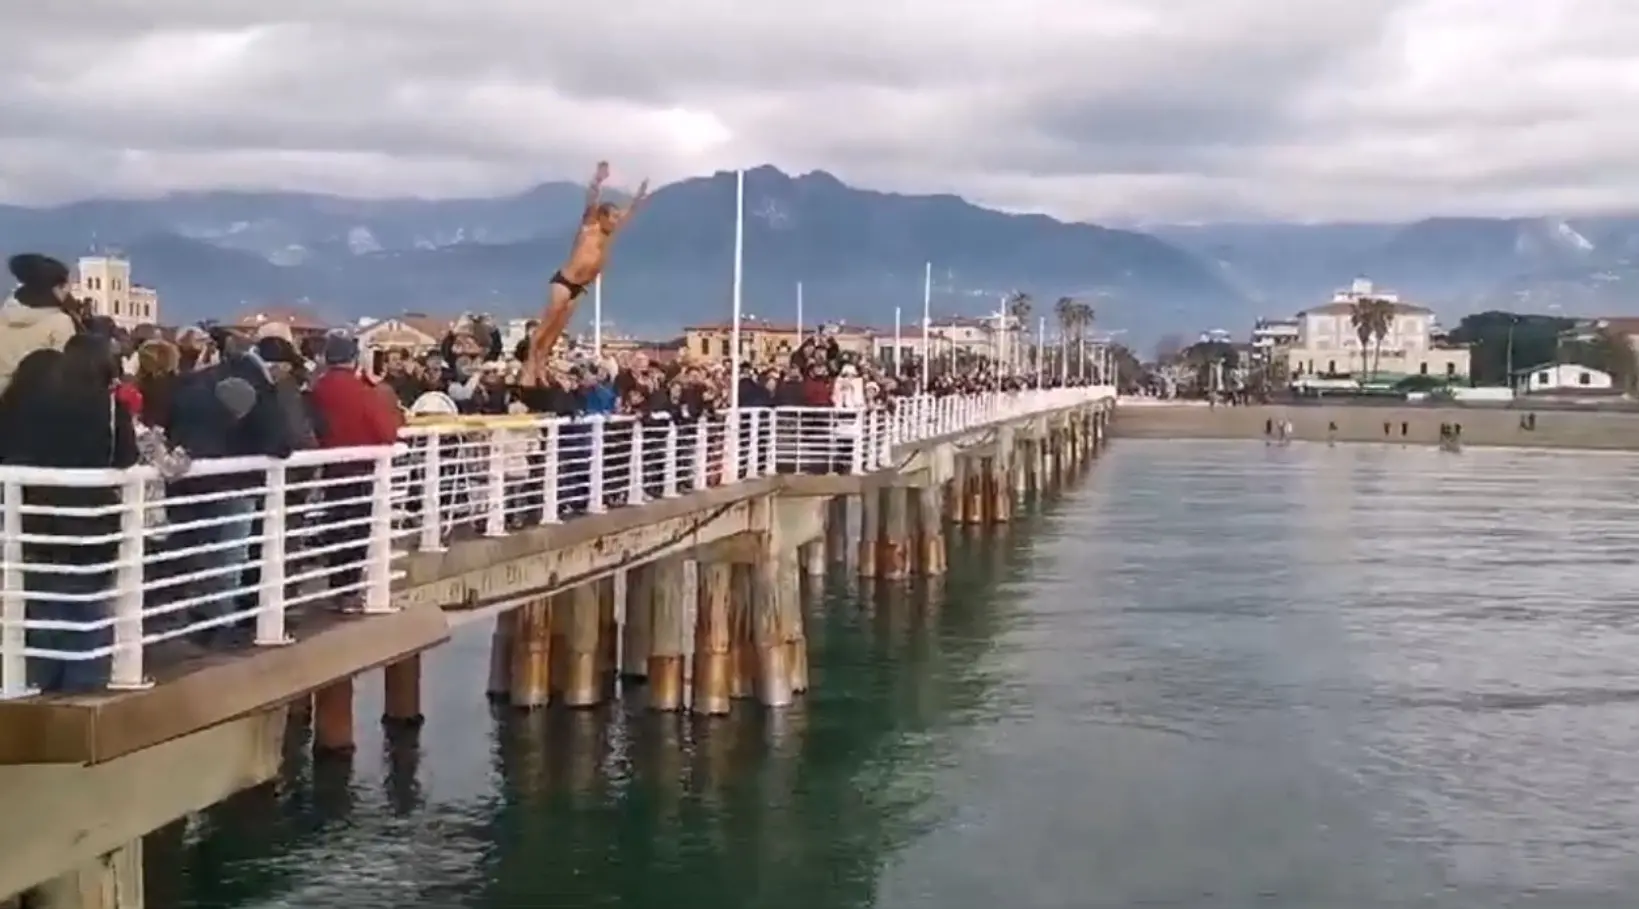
4, 0, 1637, 222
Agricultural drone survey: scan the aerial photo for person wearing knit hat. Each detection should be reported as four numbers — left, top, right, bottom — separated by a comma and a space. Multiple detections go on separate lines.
323, 334, 359, 366
0, 252, 79, 395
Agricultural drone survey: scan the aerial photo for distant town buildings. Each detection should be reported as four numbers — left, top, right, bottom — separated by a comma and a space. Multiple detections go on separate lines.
1514, 361, 1615, 395
73, 255, 158, 330
1283, 277, 1470, 385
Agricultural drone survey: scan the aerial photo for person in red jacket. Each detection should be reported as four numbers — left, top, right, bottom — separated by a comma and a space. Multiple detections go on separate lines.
310, 336, 398, 449
308, 335, 398, 611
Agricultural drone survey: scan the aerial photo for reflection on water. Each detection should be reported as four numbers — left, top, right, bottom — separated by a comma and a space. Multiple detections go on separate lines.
157, 442, 1639, 907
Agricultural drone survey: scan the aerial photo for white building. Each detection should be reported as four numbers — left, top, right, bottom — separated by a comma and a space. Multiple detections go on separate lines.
73, 255, 159, 330
1250, 318, 1300, 353
1285, 277, 1469, 382
1515, 362, 1614, 394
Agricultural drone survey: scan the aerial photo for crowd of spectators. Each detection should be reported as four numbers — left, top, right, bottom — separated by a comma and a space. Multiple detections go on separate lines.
0, 251, 1091, 693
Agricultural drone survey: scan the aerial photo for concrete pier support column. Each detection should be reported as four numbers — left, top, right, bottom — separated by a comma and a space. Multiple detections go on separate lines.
915, 485, 947, 575
622, 564, 654, 683
508, 598, 553, 709
597, 575, 619, 686
693, 561, 733, 715
558, 585, 603, 708
29, 841, 143, 909
313, 678, 354, 756
1015, 438, 1031, 496
878, 488, 911, 579
858, 485, 882, 578
962, 458, 986, 524
983, 458, 1009, 524
647, 557, 688, 711
485, 610, 517, 703
801, 540, 826, 578
381, 654, 424, 727
753, 538, 799, 707
729, 563, 756, 699
1038, 431, 1053, 488
825, 495, 851, 565
944, 459, 965, 522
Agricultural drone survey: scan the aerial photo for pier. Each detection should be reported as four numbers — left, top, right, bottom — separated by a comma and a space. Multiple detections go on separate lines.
0, 387, 1111, 907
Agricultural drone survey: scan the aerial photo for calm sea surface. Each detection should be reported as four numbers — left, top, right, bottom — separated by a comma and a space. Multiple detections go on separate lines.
155, 440, 1639, 908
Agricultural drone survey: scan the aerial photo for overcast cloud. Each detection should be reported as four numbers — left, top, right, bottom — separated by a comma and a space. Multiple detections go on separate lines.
2, 0, 1638, 221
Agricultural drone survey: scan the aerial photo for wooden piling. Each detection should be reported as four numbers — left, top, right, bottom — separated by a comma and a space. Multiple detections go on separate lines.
693, 561, 733, 714
989, 455, 1013, 523
754, 539, 798, 707
486, 610, 517, 703
381, 654, 424, 727
648, 557, 687, 711
857, 486, 881, 577
509, 598, 552, 709
825, 495, 850, 565
729, 563, 756, 699
622, 564, 654, 683
558, 585, 602, 708
878, 488, 910, 579
962, 459, 985, 524
597, 574, 619, 684
916, 484, 946, 575
312, 678, 354, 755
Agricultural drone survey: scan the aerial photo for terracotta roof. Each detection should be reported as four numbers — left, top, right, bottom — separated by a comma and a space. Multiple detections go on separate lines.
400, 313, 454, 339
228, 304, 328, 331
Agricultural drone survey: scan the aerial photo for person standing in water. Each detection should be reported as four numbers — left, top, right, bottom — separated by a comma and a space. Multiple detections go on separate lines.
526, 161, 650, 370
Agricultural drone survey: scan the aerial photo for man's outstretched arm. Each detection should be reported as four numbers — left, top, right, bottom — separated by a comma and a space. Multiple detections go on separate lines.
581, 161, 610, 221
612, 179, 650, 236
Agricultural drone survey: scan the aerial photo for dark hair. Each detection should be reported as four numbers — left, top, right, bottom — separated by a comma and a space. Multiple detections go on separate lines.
62, 332, 117, 390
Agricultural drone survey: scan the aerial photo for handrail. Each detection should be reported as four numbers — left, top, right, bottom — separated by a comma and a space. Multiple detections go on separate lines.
0, 386, 1112, 698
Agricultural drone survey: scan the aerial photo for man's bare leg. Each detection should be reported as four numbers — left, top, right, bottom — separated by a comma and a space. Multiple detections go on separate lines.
528, 281, 580, 365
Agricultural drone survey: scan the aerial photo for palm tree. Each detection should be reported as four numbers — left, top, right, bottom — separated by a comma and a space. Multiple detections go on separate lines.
1054, 296, 1076, 377
1368, 298, 1393, 378
1349, 297, 1393, 382
1005, 291, 1032, 374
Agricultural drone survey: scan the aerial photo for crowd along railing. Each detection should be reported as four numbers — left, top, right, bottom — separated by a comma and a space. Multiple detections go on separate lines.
0, 386, 1111, 698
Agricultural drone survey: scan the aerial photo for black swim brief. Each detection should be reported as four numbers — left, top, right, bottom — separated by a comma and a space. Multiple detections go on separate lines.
550, 271, 588, 299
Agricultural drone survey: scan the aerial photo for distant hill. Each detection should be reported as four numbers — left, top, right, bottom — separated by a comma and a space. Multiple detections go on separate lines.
0, 166, 1241, 342
1150, 214, 1639, 318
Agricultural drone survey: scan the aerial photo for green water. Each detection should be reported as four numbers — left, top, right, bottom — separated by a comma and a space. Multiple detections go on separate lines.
148, 442, 1639, 907
149, 500, 1039, 909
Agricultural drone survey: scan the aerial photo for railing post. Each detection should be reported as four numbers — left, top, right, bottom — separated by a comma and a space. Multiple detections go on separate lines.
745, 410, 761, 478
484, 427, 507, 536
540, 420, 561, 523
109, 474, 151, 690
1, 481, 30, 699
726, 411, 743, 484
662, 422, 680, 497
256, 462, 291, 646
588, 417, 607, 514
850, 413, 867, 474
626, 419, 645, 507
693, 418, 710, 489
362, 451, 397, 614
418, 434, 444, 551
762, 410, 778, 475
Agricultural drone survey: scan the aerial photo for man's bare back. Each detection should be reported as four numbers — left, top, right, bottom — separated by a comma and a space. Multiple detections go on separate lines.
529, 161, 649, 363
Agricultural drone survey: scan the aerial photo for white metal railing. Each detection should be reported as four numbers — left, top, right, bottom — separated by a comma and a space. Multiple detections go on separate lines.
0, 386, 1110, 697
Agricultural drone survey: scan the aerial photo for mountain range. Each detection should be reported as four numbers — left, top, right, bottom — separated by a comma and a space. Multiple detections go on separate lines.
4, 165, 1639, 345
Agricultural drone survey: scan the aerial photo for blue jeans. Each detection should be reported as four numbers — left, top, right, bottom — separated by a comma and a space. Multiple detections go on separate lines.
27, 569, 112, 693
167, 495, 258, 630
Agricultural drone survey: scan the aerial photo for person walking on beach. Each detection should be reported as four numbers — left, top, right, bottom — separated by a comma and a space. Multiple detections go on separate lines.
527, 161, 650, 369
